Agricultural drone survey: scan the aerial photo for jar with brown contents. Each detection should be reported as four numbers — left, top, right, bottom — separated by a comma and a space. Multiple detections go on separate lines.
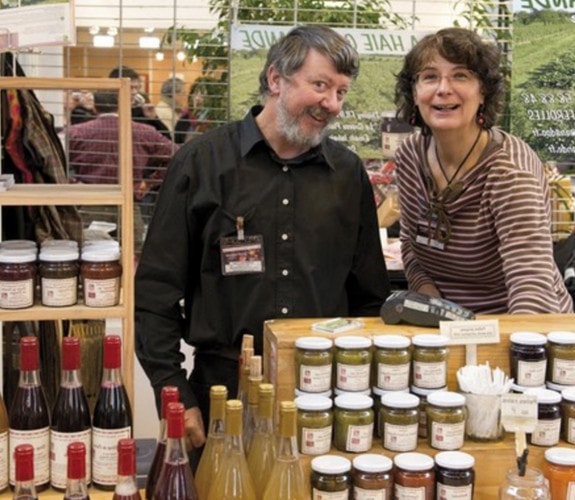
0, 248, 37, 309
39, 247, 80, 307
311, 455, 351, 499
394, 452, 435, 500
81, 248, 122, 307
352, 453, 393, 499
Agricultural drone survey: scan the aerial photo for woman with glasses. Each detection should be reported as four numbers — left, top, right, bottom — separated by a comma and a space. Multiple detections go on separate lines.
393, 27, 572, 314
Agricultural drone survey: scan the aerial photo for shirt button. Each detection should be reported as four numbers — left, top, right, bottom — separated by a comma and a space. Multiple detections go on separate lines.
282, 165, 289, 172
282, 269, 289, 276
282, 198, 289, 206
281, 233, 288, 241
281, 307, 289, 315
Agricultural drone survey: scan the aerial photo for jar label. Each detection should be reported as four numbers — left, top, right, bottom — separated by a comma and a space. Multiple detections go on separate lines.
354, 486, 387, 500
383, 422, 418, 452
430, 421, 465, 450
50, 428, 91, 489
9, 426, 50, 486
345, 423, 374, 452
0, 431, 7, 491
84, 277, 120, 307
552, 358, 575, 385
41, 276, 78, 306
517, 359, 546, 386
567, 482, 575, 500
395, 484, 426, 499
0, 279, 34, 309
313, 488, 349, 500
437, 483, 472, 499
377, 362, 410, 390
530, 418, 561, 446
413, 360, 446, 389
301, 425, 332, 455
299, 364, 332, 392
92, 426, 131, 485
568, 417, 575, 444
337, 362, 370, 391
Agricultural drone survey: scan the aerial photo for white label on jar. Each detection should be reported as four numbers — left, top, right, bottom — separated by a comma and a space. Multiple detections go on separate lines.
437, 483, 472, 500
345, 423, 373, 452
50, 428, 91, 489
313, 489, 349, 500
354, 486, 387, 500
299, 364, 332, 392
0, 279, 34, 309
0, 431, 7, 491
567, 482, 575, 500
568, 417, 575, 444
377, 362, 410, 390
382, 132, 411, 158
83, 277, 120, 307
517, 359, 547, 386
530, 418, 560, 446
395, 484, 426, 499
9, 427, 50, 486
92, 426, 131, 485
430, 421, 465, 450
413, 360, 446, 389
552, 358, 575, 385
301, 425, 332, 455
41, 276, 78, 306
383, 422, 418, 452
337, 362, 370, 391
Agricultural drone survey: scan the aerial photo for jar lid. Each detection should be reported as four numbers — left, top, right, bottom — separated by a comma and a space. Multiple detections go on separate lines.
380, 391, 419, 409
0, 239, 37, 250
412, 334, 448, 347
410, 385, 447, 397
353, 454, 393, 473
544, 447, 575, 466
561, 387, 575, 403
295, 395, 333, 412
547, 331, 575, 345
373, 334, 411, 349
546, 381, 575, 393
394, 452, 434, 471
524, 388, 561, 404
82, 239, 120, 250
295, 388, 332, 399
295, 336, 333, 350
372, 386, 409, 397
511, 383, 545, 394
81, 248, 121, 262
311, 455, 351, 475
427, 391, 466, 407
435, 451, 475, 469
0, 248, 37, 263
39, 247, 79, 262
510, 331, 547, 346
334, 336, 371, 349
334, 393, 373, 410
41, 239, 79, 249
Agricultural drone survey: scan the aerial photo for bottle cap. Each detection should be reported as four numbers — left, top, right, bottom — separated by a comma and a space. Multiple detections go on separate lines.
117, 438, 136, 476
67, 442, 87, 480
62, 336, 81, 371
20, 336, 39, 372
167, 401, 186, 439
161, 386, 181, 419
103, 335, 122, 369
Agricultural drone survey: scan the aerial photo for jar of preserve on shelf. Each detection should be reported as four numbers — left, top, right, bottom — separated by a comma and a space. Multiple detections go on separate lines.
39, 247, 80, 307
546, 331, 575, 386
561, 387, 575, 444
294, 336, 333, 394
379, 391, 419, 452
394, 452, 435, 500
333, 393, 374, 453
0, 248, 37, 309
412, 334, 448, 390
372, 334, 411, 391
310, 455, 351, 499
426, 391, 466, 451
509, 331, 547, 388
294, 395, 333, 456
334, 336, 372, 393
542, 447, 575, 500
524, 387, 561, 447
352, 453, 393, 499
81, 247, 122, 307
435, 450, 475, 499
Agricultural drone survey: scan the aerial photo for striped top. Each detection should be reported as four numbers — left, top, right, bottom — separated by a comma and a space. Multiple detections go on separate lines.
396, 128, 573, 314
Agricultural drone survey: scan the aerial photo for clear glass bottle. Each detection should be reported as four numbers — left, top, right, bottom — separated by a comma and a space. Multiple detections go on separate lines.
243, 355, 262, 454
13, 444, 38, 500
195, 385, 228, 500
63, 442, 90, 500
262, 401, 307, 500
499, 467, 550, 499
113, 439, 142, 500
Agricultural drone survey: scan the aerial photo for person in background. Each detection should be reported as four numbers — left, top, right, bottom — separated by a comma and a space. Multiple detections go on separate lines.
394, 27, 573, 314
135, 24, 390, 468
155, 77, 187, 135
68, 90, 96, 125
173, 76, 213, 144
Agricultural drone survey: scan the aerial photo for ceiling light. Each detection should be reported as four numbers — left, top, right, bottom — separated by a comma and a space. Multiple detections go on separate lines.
139, 36, 160, 49
107, 26, 118, 37
93, 35, 115, 48
144, 27, 155, 33
176, 51, 186, 61
155, 52, 165, 61
89, 26, 100, 36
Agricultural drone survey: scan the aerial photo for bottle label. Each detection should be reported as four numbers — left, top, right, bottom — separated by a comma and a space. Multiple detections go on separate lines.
430, 420, 465, 450
92, 426, 131, 485
383, 422, 418, 452
517, 359, 546, 386
0, 431, 8, 491
437, 482, 472, 499
0, 279, 34, 309
301, 425, 332, 455
299, 364, 332, 392
567, 482, 575, 500
345, 423, 373, 452
395, 484, 426, 499
413, 361, 446, 389
313, 488, 350, 499
354, 486, 387, 499
377, 362, 410, 390
530, 418, 561, 446
50, 428, 92, 489
9, 427, 50, 486
83, 277, 120, 307
41, 276, 78, 306
336, 363, 370, 391
552, 357, 575, 385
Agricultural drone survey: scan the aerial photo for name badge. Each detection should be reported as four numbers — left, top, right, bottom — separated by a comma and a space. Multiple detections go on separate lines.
220, 235, 265, 275
415, 219, 446, 250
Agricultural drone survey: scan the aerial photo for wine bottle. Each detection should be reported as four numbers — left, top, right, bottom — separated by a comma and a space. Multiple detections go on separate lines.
151, 402, 198, 500
145, 386, 180, 500
0, 389, 9, 493
50, 337, 92, 490
113, 439, 142, 500
207, 400, 257, 500
262, 401, 308, 500
237, 345, 254, 407
9, 336, 51, 492
92, 335, 133, 490
247, 383, 277, 498
195, 385, 228, 499
12, 444, 38, 500
63, 442, 90, 500
243, 355, 262, 454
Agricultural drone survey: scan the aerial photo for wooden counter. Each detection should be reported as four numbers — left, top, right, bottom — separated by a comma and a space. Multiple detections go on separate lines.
263, 313, 575, 499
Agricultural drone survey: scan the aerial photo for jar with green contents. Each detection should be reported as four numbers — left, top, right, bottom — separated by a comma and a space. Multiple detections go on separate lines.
510, 331, 547, 387
352, 453, 393, 499
294, 394, 333, 456
372, 386, 409, 437
380, 391, 420, 452
334, 336, 372, 392
426, 391, 466, 450
561, 387, 575, 444
295, 336, 333, 393
547, 331, 575, 386
311, 455, 351, 499
373, 334, 411, 391
334, 393, 374, 453
412, 334, 448, 390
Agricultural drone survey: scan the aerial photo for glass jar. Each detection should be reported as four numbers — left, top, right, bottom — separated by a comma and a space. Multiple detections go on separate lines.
334, 336, 372, 392
561, 387, 575, 444
435, 450, 475, 499
394, 452, 435, 500
294, 336, 333, 393
372, 386, 409, 437
524, 388, 561, 447
333, 393, 374, 453
310, 455, 351, 500
379, 391, 419, 452
352, 453, 393, 499
543, 447, 575, 500
0, 248, 37, 309
80, 248, 122, 307
372, 334, 411, 391
426, 391, 466, 450
510, 332, 547, 387
38, 247, 80, 307
411, 385, 447, 439
546, 331, 575, 386
412, 334, 448, 390
294, 394, 333, 456
499, 466, 550, 499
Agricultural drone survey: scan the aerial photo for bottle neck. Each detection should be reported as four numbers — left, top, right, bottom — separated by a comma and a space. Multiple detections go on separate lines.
226, 411, 245, 454
14, 480, 37, 499
114, 473, 139, 496
165, 435, 189, 464
65, 477, 89, 498
18, 369, 42, 387
101, 367, 123, 385
60, 368, 83, 389
158, 418, 168, 442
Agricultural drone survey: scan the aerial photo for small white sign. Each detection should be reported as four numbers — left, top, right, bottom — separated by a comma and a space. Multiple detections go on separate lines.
501, 393, 538, 433
440, 319, 500, 345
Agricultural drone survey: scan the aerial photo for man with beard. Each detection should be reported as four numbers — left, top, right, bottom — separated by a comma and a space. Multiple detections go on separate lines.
135, 24, 390, 468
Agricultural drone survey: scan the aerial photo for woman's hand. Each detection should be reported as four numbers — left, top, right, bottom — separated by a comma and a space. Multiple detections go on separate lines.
184, 406, 206, 451
417, 283, 442, 298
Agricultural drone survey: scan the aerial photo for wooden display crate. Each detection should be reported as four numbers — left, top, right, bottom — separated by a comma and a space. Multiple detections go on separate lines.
263, 313, 575, 499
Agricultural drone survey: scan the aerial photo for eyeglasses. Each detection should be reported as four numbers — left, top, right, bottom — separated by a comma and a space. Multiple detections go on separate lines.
414, 68, 477, 89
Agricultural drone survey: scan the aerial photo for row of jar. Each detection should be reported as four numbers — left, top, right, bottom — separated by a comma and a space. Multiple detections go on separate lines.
0, 238, 122, 309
